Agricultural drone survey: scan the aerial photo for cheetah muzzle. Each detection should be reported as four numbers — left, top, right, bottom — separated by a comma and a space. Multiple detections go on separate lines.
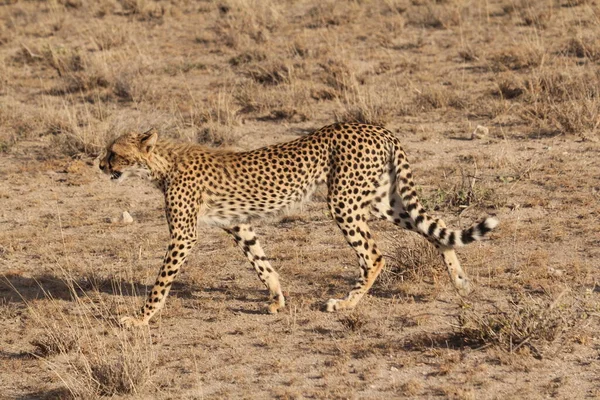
99, 123, 498, 327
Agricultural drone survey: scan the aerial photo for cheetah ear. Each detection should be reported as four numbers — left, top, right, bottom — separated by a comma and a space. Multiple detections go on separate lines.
140, 128, 158, 154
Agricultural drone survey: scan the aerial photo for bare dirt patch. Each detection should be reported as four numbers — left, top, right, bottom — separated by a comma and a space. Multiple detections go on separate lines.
1, 0, 599, 398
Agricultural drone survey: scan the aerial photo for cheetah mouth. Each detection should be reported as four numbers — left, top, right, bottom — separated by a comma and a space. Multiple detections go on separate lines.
110, 171, 122, 180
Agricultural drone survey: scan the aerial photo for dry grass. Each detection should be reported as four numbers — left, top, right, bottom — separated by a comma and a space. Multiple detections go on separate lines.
2, 0, 600, 397
520, 69, 600, 136
457, 291, 591, 355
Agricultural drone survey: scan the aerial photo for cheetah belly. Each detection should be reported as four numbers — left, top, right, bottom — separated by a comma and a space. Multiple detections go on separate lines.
198, 181, 321, 227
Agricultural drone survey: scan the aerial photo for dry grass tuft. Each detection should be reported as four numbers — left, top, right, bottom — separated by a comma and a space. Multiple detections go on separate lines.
31, 330, 79, 357
494, 75, 525, 99
414, 85, 466, 110
382, 236, 440, 290
400, 379, 424, 396
334, 86, 405, 125
421, 164, 501, 212
235, 80, 314, 122
520, 69, 600, 135
213, 0, 282, 48
562, 36, 600, 61
15, 273, 156, 398
457, 291, 589, 355
406, 3, 460, 29
304, 1, 362, 29
244, 61, 294, 86
488, 46, 545, 72
339, 312, 369, 333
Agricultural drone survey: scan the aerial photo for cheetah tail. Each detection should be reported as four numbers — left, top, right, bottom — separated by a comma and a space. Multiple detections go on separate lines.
392, 146, 498, 247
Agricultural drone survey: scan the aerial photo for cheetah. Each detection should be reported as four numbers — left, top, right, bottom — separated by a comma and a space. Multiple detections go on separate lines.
99, 123, 498, 327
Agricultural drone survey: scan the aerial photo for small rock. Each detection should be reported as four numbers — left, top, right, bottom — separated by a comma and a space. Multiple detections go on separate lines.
471, 125, 489, 139
547, 267, 563, 277
122, 211, 133, 224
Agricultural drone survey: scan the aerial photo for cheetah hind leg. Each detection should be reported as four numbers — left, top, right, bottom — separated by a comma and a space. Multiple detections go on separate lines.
326, 209, 386, 312
224, 224, 285, 314
372, 192, 472, 296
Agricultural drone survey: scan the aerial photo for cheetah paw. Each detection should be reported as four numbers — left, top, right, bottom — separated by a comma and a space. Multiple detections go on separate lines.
120, 316, 149, 328
325, 299, 342, 312
267, 301, 284, 314
454, 277, 472, 297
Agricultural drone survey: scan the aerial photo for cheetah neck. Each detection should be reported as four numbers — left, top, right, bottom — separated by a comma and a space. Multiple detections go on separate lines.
144, 142, 189, 183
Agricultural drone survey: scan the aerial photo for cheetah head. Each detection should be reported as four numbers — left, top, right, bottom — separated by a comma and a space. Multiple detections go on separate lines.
99, 129, 158, 182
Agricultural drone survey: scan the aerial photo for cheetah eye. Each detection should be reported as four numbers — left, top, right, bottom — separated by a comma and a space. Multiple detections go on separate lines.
107, 151, 116, 166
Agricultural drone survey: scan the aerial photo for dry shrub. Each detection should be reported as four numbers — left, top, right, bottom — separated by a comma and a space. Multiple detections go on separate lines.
562, 36, 600, 61
519, 5, 552, 28
118, 0, 169, 21
521, 69, 600, 135
229, 49, 267, 66
339, 312, 368, 333
457, 291, 588, 355
320, 58, 361, 95
458, 46, 479, 62
13, 272, 156, 398
321, 59, 406, 124
405, 2, 460, 29
189, 89, 241, 146
87, 23, 130, 51
213, 0, 282, 48
400, 379, 423, 396
494, 74, 525, 99
41, 46, 110, 94
488, 45, 545, 71
25, 44, 145, 102
422, 164, 501, 212
79, 340, 153, 397
40, 103, 112, 156
334, 85, 406, 125
414, 85, 466, 111
304, 1, 363, 28
31, 330, 79, 357
235, 80, 314, 122
382, 235, 440, 289
244, 61, 294, 86
0, 99, 38, 141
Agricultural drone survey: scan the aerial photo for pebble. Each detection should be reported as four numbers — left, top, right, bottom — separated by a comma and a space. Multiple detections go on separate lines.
122, 211, 133, 224
471, 125, 489, 139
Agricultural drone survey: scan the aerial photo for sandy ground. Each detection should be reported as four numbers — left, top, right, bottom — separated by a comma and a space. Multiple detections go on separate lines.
1, 0, 599, 399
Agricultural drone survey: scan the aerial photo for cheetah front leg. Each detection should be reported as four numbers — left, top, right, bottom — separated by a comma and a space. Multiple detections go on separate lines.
224, 224, 285, 314
121, 197, 199, 327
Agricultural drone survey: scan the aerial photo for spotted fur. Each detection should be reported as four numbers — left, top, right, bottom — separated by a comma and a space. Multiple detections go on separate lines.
99, 123, 498, 326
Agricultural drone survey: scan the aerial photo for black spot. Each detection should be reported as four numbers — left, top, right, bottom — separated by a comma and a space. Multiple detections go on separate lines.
461, 228, 474, 244
478, 220, 492, 235
448, 232, 456, 246
439, 228, 447, 241
428, 222, 437, 236
245, 238, 257, 247
415, 215, 425, 226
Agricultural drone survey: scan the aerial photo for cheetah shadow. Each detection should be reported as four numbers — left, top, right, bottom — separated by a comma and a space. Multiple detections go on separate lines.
1, 272, 273, 307
0, 272, 204, 304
